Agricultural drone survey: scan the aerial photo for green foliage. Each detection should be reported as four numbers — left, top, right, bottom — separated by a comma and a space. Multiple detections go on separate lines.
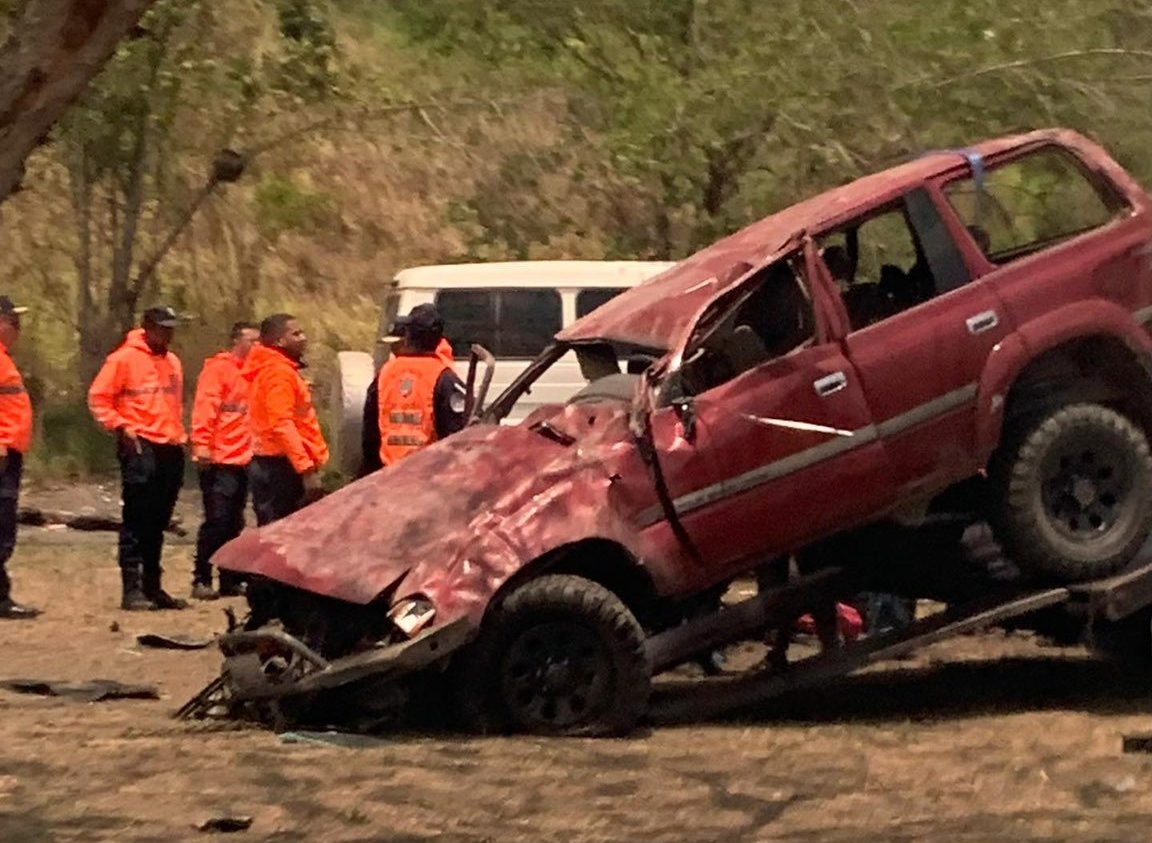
391, 0, 1152, 256
273, 0, 342, 100
253, 174, 338, 234
26, 403, 118, 479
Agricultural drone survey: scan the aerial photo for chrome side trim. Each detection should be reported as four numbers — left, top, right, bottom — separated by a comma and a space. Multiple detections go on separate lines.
637, 382, 978, 527
876, 383, 979, 439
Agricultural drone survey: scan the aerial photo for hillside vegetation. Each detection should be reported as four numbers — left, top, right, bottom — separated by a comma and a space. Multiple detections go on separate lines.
4, 0, 1152, 475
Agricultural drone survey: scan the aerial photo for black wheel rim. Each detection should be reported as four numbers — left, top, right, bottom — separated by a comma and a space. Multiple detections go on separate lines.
1040, 436, 1133, 544
499, 620, 612, 730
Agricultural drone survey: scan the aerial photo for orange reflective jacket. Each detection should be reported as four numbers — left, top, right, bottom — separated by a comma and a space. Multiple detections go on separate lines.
191, 351, 252, 466
244, 343, 328, 474
0, 339, 32, 454
88, 329, 186, 445
377, 354, 450, 466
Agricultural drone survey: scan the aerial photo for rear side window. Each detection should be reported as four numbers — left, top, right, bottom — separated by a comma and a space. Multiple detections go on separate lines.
576, 288, 629, 318
944, 146, 1128, 265
435, 288, 562, 358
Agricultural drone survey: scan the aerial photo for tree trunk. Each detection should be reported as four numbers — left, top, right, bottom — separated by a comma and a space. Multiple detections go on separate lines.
0, 0, 157, 206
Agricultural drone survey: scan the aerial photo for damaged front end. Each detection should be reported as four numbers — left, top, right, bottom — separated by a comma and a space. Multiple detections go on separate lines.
178, 591, 476, 731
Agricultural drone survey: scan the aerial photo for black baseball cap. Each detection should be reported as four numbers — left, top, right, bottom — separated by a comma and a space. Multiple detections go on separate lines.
0, 296, 28, 318
381, 303, 444, 343
141, 305, 183, 328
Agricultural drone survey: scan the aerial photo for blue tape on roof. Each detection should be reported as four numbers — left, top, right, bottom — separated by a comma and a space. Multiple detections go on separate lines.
919, 148, 986, 187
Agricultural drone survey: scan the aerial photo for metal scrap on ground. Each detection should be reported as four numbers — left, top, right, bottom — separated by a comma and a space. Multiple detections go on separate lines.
0, 678, 160, 701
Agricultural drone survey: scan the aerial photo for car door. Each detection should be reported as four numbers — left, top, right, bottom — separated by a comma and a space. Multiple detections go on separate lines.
828, 187, 1013, 503
637, 245, 895, 586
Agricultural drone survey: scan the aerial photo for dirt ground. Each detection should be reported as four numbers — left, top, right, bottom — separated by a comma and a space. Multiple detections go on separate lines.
4, 494, 1152, 842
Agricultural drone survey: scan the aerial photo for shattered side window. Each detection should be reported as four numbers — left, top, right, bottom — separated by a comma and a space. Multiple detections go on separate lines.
680, 257, 815, 394
944, 146, 1128, 265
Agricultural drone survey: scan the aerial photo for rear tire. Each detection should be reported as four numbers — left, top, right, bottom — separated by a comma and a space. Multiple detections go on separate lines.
991, 403, 1152, 582
455, 575, 651, 737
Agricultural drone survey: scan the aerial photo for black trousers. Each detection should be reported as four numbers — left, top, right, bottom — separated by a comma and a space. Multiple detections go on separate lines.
250, 456, 304, 527
118, 440, 184, 592
0, 449, 23, 603
194, 463, 249, 587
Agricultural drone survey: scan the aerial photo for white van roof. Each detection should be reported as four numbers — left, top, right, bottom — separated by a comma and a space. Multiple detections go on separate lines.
391, 260, 677, 291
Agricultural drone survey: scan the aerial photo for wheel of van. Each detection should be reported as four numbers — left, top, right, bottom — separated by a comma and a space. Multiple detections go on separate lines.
329, 351, 376, 478
455, 575, 651, 737
990, 403, 1152, 582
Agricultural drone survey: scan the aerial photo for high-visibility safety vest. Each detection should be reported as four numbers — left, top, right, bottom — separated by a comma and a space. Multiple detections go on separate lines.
0, 338, 32, 454
377, 354, 451, 467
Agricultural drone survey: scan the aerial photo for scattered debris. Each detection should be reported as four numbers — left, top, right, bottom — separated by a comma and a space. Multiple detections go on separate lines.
17, 506, 186, 536
136, 633, 213, 651
0, 678, 159, 702
197, 815, 253, 833
279, 730, 392, 749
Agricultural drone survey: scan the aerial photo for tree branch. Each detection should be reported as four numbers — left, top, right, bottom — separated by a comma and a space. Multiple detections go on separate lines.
893, 48, 1152, 92
0, 0, 157, 205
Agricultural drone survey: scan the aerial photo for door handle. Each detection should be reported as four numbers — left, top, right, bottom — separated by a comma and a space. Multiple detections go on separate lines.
813, 371, 848, 397
965, 310, 999, 335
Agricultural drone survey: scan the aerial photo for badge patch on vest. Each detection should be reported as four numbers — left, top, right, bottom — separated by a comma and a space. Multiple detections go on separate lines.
399, 376, 415, 397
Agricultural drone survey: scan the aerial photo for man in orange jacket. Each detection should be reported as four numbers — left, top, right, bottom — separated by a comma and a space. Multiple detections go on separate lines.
89, 306, 188, 611
245, 313, 329, 525
376, 304, 466, 468
189, 320, 259, 600
0, 296, 40, 619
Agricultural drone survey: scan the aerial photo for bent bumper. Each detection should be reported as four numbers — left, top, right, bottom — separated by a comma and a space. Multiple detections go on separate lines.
218, 617, 476, 701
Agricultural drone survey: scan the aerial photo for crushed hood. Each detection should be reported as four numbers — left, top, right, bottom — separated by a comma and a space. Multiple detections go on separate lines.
213, 418, 611, 611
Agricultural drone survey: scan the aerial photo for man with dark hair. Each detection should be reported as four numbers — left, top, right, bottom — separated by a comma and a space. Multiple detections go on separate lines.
375, 304, 466, 468
0, 296, 39, 619
89, 305, 188, 611
245, 314, 328, 525
189, 320, 259, 600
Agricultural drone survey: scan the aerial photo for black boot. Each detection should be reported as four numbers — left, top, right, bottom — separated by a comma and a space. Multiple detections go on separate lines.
121, 568, 155, 612
218, 571, 246, 598
143, 566, 187, 611
0, 598, 40, 619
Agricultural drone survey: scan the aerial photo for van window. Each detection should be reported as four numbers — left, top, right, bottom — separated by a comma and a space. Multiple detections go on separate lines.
576, 288, 629, 318
436, 288, 562, 358
944, 146, 1128, 265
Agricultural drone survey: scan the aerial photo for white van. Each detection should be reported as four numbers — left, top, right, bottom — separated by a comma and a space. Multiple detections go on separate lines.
330, 260, 676, 475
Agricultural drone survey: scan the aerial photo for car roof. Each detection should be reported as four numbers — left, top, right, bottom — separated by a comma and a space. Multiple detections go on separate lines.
391, 260, 678, 291
560, 128, 1114, 352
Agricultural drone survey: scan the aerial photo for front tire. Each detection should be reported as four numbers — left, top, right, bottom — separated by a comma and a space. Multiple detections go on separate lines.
991, 403, 1152, 582
456, 575, 651, 736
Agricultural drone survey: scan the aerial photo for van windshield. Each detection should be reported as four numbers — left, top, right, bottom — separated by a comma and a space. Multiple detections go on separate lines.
436, 288, 562, 358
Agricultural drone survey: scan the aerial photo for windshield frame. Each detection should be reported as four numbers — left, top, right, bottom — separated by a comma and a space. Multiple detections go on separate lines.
480, 342, 568, 424
481, 338, 670, 424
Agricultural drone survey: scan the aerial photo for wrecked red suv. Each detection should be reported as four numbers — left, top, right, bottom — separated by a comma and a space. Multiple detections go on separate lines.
212, 129, 1152, 735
